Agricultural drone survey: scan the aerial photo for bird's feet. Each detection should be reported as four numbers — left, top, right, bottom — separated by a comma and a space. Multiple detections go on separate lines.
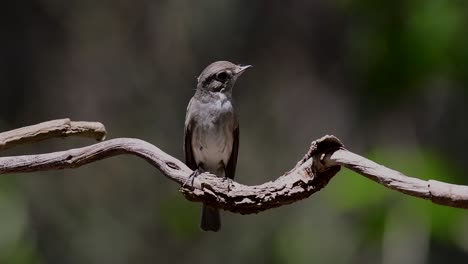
182, 168, 204, 188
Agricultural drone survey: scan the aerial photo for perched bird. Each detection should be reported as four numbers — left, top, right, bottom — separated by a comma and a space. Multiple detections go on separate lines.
184, 61, 251, 231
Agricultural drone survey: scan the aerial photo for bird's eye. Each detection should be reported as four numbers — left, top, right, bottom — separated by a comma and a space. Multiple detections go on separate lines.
215, 71, 229, 82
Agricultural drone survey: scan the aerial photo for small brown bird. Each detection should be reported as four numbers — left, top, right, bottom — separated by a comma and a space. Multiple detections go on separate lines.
184, 61, 251, 231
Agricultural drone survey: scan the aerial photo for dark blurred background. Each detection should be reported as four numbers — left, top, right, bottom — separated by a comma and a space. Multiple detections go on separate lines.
0, 0, 467, 263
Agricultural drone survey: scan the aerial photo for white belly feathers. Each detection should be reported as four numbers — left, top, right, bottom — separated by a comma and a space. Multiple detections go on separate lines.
190, 95, 235, 175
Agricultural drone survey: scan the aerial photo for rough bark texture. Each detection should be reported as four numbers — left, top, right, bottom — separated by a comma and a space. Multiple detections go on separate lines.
1, 119, 468, 213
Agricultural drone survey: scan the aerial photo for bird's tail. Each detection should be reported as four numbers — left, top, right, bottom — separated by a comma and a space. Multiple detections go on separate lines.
201, 204, 221, 232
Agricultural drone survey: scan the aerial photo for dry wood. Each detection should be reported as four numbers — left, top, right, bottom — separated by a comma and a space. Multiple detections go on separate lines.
0, 118, 106, 151
0, 120, 467, 213
324, 149, 468, 208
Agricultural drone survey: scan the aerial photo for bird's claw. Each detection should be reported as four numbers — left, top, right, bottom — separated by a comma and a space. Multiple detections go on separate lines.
182, 168, 203, 188
223, 177, 234, 192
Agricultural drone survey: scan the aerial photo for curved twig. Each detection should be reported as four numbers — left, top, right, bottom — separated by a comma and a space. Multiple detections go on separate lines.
324, 150, 468, 209
0, 118, 106, 151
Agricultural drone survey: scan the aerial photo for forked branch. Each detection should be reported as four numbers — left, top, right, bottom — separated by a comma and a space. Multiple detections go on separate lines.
0, 119, 467, 213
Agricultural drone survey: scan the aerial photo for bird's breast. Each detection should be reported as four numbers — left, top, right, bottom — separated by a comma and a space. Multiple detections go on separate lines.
190, 98, 236, 174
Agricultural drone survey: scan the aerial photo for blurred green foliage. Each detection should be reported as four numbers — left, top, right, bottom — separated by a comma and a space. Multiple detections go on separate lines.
0, 177, 43, 264
348, 0, 467, 101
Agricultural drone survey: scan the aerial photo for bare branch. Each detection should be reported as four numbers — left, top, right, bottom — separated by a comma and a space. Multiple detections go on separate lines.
0, 119, 107, 151
0, 137, 190, 182
323, 149, 468, 209
0, 136, 341, 214
0, 120, 467, 212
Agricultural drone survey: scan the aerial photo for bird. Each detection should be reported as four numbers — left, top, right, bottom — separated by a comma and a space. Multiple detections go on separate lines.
184, 61, 251, 231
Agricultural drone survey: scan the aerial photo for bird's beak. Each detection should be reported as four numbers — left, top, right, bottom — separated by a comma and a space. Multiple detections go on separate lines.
234, 65, 253, 76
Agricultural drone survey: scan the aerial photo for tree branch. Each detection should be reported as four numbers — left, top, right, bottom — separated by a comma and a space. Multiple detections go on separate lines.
324, 150, 468, 209
0, 120, 467, 213
0, 118, 106, 151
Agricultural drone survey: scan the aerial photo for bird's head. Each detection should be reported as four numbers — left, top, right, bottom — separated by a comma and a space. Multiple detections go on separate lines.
196, 61, 252, 94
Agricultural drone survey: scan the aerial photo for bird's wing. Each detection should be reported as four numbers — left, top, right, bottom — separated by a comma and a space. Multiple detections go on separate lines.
184, 122, 197, 170
184, 100, 197, 170
225, 122, 239, 180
